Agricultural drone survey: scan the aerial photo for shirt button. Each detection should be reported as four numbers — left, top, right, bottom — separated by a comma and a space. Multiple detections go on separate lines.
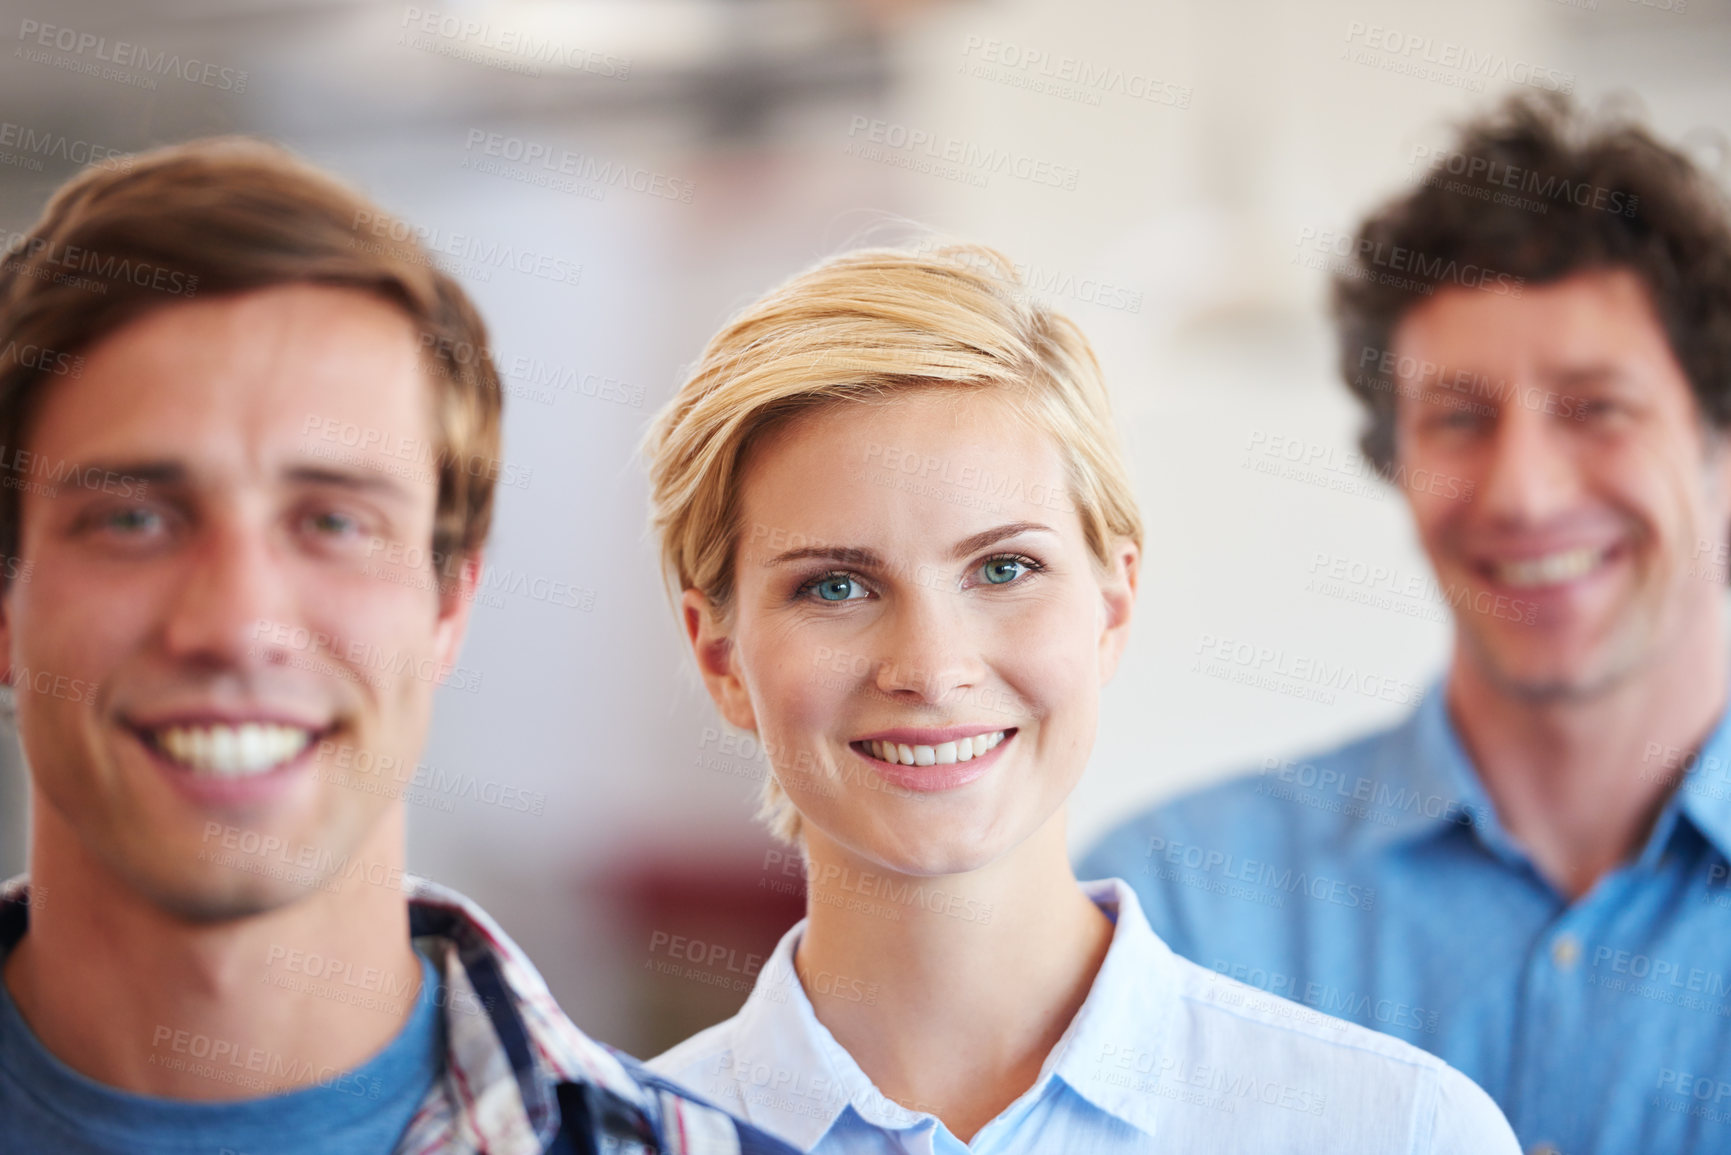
1550, 934, 1581, 970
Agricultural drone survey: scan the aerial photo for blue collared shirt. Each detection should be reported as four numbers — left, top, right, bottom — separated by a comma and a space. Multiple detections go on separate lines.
647, 878, 1517, 1153
1080, 680, 1731, 1155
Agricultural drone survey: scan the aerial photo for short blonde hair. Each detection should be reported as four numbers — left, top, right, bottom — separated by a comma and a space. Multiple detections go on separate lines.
643, 242, 1143, 844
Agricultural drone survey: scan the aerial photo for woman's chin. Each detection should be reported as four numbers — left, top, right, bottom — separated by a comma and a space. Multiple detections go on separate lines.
883, 848, 994, 878
843, 819, 1017, 879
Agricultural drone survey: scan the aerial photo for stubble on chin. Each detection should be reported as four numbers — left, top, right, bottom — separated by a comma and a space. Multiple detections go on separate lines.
1457, 611, 1648, 706
140, 874, 316, 926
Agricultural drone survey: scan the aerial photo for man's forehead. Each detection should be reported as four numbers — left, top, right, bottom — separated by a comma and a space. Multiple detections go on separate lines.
31, 289, 434, 461
1396, 271, 1660, 350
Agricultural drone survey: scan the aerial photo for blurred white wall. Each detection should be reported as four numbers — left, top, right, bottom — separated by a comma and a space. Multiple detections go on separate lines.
1, 0, 1728, 1052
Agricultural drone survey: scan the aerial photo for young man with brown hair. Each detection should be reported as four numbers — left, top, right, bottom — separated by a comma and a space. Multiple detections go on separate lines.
0, 137, 797, 1155
1083, 92, 1731, 1155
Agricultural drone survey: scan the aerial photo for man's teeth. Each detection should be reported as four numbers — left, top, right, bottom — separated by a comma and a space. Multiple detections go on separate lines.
154, 723, 314, 777
1492, 547, 1608, 588
866, 731, 1007, 767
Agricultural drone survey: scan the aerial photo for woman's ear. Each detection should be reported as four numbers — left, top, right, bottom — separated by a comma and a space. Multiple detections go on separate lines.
1096, 540, 1139, 684
681, 587, 758, 732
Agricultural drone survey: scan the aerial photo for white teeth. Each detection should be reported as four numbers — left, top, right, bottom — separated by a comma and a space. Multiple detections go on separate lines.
867, 732, 1007, 766
1493, 547, 1606, 588
210, 727, 238, 769
154, 723, 314, 777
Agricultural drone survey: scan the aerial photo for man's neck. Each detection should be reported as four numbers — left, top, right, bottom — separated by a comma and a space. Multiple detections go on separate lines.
2, 807, 424, 1100
1448, 627, 1729, 901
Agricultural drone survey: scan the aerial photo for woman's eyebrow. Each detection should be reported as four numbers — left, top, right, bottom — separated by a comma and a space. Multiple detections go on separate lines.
762, 522, 1055, 568
947, 521, 1054, 561
763, 544, 884, 569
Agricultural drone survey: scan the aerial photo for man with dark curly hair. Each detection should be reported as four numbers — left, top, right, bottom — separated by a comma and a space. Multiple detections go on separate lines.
1083, 92, 1731, 1155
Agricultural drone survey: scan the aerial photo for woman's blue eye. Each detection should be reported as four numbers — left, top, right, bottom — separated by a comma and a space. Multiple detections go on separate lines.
800, 572, 867, 602
814, 574, 859, 601
798, 556, 1037, 602
990, 554, 1038, 581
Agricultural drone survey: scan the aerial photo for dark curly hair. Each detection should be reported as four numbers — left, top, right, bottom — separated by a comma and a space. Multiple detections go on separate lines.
1332, 91, 1731, 473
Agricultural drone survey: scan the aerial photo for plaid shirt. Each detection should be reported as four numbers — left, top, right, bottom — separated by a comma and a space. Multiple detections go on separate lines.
0, 874, 799, 1155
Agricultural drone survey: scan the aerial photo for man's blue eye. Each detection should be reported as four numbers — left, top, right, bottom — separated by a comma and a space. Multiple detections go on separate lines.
106, 507, 160, 533
308, 511, 358, 536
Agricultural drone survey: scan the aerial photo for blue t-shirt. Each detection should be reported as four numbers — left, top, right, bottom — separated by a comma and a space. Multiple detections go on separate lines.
0, 947, 445, 1155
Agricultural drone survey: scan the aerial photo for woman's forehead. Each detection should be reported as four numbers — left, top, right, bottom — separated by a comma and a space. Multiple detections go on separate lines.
752, 391, 1056, 478
737, 402, 1075, 560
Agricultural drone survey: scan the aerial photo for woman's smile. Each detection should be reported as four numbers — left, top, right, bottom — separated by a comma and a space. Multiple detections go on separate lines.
849, 727, 1018, 792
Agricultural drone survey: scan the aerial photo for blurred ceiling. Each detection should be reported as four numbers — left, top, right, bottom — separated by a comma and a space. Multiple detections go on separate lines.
0, 0, 905, 145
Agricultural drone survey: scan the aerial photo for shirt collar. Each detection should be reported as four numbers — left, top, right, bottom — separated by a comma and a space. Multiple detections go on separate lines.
721, 918, 886, 1150
398, 874, 652, 1153
1661, 696, 1731, 867
1357, 679, 1731, 869
1043, 878, 1171, 1140
722, 877, 1169, 1148
1353, 679, 1506, 852
0, 872, 649, 1155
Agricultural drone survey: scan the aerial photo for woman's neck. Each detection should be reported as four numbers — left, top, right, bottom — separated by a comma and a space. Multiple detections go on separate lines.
793, 814, 1113, 1142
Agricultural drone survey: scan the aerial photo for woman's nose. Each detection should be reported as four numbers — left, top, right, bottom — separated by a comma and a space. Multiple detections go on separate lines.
869, 592, 983, 704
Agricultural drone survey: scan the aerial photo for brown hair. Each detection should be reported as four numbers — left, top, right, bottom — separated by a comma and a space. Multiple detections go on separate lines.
0, 135, 504, 574
1333, 91, 1731, 472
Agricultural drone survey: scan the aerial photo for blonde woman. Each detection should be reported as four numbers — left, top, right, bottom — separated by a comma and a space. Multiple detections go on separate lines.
641, 243, 1517, 1154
